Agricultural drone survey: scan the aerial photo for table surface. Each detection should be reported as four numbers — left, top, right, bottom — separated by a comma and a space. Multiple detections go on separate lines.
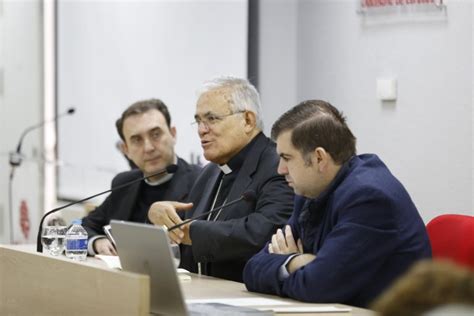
88, 247, 373, 316
3, 244, 374, 316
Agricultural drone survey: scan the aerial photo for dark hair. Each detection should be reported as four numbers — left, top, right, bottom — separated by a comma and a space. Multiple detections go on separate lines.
271, 100, 356, 164
116, 99, 171, 141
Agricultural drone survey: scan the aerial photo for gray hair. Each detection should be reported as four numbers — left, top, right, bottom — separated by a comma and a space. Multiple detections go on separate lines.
199, 76, 264, 130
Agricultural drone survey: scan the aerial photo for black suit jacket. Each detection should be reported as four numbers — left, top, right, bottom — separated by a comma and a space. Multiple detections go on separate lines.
82, 157, 201, 239
180, 134, 294, 282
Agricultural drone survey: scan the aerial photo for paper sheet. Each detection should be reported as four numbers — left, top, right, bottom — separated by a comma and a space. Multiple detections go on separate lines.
95, 255, 122, 269
261, 306, 352, 313
95, 255, 191, 280
186, 297, 291, 307
186, 298, 351, 313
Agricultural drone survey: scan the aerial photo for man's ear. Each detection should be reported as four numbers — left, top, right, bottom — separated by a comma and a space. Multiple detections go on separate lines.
120, 141, 130, 157
170, 126, 177, 143
243, 111, 257, 132
314, 147, 330, 171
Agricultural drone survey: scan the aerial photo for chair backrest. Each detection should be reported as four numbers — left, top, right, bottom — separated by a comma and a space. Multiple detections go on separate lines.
426, 214, 474, 269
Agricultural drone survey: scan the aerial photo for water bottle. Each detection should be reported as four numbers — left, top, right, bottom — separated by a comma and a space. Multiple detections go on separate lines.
65, 219, 88, 261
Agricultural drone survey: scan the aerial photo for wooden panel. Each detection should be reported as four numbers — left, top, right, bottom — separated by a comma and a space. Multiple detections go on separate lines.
0, 246, 149, 316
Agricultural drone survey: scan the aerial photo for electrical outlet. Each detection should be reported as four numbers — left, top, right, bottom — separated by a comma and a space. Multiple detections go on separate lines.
376, 78, 397, 101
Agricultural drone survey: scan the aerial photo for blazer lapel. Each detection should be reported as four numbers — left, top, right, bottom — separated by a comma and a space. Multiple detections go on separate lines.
189, 167, 221, 219
218, 135, 270, 221
166, 159, 193, 202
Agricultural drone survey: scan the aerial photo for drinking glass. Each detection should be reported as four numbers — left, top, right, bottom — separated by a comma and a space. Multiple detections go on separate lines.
170, 243, 181, 268
41, 226, 67, 256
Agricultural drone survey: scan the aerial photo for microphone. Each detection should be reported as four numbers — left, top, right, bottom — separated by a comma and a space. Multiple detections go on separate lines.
167, 190, 256, 232
36, 164, 178, 253
9, 107, 76, 167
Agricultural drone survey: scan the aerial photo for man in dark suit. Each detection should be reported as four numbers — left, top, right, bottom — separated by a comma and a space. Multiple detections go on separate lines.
148, 77, 294, 282
243, 100, 431, 307
82, 99, 201, 255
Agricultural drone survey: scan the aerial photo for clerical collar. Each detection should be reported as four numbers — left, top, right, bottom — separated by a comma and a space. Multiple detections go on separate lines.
219, 164, 232, 174
144, 156, 178, 186
144, 173, 173, 186
218, 132, 264, 174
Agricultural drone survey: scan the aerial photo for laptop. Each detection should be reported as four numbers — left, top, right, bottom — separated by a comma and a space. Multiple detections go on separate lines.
110, 220, 272, 316
110, 220, 188, 316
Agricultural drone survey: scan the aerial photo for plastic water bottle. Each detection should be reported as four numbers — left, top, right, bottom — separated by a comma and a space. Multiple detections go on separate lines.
65, 219, 88, 261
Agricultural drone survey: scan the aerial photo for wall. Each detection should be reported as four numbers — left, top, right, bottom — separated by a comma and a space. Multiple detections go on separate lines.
0, 0, 472, 246
0, 0, 43, 243
259, 0, 473, 223
56, 0, 248, 201
0, 0, 248, 243
259, 0, 299, 132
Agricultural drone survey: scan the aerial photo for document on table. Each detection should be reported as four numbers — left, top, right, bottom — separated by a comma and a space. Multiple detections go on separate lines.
186, 297, 291, 307
95, 255, 191, 280
186, 298, 351, 313
261, 306, 352, 313
96, 255, 122, 269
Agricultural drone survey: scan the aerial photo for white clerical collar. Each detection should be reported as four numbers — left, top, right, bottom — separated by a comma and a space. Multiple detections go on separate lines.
144, 156, 177, 186
219, 164, 232, 175
144, 173, 173, 186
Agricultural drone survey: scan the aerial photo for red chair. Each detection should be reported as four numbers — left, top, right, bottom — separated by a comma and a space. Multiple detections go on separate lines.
426, 214, 474, 269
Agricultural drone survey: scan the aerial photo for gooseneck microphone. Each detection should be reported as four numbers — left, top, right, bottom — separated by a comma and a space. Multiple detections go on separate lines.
9, 107, 75, 244
167, 190, 256, 232
10, 107, 76, 167
36, 164, 178, 253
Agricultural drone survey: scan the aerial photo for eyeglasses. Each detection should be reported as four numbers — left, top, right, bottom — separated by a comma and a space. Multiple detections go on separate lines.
191, 111, 245, 129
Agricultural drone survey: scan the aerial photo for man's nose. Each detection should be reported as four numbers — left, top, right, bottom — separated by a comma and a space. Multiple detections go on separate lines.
277, 160, 287, 175
143, 137, 155, 151
197, 122, 209, 136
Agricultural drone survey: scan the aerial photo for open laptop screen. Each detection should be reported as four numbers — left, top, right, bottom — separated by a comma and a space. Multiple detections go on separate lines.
110, 220, 187, 316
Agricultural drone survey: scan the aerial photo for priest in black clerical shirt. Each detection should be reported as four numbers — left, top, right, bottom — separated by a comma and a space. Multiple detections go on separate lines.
148, 77, 294, 282
82, 99, 200, 255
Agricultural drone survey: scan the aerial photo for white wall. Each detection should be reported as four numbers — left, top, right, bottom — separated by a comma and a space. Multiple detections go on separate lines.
260, 0, 473, 223
259, 0, 299, 132
56, 0, 248, 201
0, 0, 43, 243
1, 0, 472, 246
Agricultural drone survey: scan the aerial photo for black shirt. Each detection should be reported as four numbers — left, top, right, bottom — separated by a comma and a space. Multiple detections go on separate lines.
131, 180, 172, 223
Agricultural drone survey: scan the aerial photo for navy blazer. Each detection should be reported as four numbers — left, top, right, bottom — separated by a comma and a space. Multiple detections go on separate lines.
243, 154, 431, 307
82, 157, 201, 239
180, 134, 294, 282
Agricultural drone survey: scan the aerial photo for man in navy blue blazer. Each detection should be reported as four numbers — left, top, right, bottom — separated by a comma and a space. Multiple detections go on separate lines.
243, 100, 431, 307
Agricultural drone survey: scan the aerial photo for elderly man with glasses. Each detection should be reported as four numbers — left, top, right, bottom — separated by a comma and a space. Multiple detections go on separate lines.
148, 76, 294, 282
